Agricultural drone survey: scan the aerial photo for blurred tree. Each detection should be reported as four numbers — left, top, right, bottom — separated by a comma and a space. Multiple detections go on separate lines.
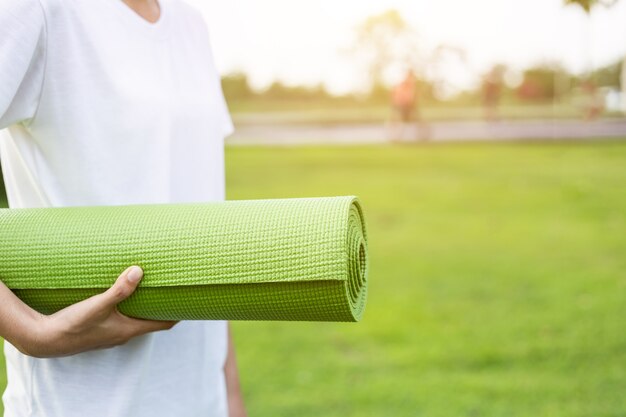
563, 0, 620, 114
563, 0, 618, 13
562, 0, 619, 73
262, 81, 330, 101
592, 60, 622, 87
221, 72, 254, 101
367, 81, 391, 103
222, 72, 336, 103
517, 65, 574, 101
352, 9, 420, 90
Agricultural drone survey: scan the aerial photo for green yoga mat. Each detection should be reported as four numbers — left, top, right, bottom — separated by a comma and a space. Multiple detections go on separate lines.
0, 196, 368, 322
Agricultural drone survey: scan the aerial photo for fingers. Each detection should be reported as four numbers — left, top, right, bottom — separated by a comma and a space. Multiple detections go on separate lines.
131, 318, 178, 335
114, 312, 178, 340
32, 267, 179, 357
100, 266, 144, 307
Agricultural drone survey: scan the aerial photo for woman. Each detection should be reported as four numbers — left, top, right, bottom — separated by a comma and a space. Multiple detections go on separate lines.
0, 0, 246, 416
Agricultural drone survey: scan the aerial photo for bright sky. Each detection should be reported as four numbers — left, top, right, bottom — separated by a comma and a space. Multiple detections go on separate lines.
186, 0, 626, 94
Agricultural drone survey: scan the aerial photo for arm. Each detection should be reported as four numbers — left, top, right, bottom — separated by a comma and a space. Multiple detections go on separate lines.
0, 0, 46, 128
225, 323, 247, 417
0, 3, 177, 358
0, 266, 176, 358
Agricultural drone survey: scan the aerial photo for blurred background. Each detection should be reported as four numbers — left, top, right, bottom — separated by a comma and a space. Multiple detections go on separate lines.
204, 0, 626, 144
1, 0, 626, 416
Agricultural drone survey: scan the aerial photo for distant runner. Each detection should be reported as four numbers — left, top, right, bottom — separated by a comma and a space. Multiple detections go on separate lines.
390, 70, 430, 142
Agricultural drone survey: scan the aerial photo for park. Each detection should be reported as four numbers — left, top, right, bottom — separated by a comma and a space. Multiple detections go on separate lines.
0, 0, 625, 415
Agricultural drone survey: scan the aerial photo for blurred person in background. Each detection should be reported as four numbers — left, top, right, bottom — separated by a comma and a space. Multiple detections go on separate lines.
389, 70, 429, 142
621, 55, 626, 114
581, 78, 604, 120
482, 66, 504, 122
0, 0, 246, 416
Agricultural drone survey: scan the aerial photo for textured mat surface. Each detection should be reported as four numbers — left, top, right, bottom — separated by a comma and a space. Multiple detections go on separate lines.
0, 196, 368, 321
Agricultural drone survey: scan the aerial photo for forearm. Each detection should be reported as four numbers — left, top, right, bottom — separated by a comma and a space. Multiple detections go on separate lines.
0, 281, 42, 352
225, 322, 247, 417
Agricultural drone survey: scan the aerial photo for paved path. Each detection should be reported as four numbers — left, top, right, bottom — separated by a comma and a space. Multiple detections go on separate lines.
228, 119, 626, 145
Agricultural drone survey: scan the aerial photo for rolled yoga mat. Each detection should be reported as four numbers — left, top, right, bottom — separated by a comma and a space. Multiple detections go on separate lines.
0, 196, 368, 322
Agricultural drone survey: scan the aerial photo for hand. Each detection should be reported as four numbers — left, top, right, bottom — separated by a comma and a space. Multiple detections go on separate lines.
11, 266, 177, 358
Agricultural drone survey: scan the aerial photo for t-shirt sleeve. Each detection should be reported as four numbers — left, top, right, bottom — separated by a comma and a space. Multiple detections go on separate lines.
0, 0, 47, 129
216, 80, 235, 138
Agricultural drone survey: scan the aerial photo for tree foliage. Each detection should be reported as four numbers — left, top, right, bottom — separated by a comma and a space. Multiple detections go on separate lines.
221, 73, 335, 102
352, 9, 420, 87
221, 73, 254, 101
517, 65, 572, 101
563, 0, 618, 13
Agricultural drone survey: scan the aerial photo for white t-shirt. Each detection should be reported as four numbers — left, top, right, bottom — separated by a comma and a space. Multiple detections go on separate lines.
0, 0, 234, 416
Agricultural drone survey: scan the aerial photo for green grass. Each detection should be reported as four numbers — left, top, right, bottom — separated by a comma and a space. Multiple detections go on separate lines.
2, 141, 626, 416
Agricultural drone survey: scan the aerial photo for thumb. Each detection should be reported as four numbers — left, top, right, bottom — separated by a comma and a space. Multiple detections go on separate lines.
100, 266, 144, 307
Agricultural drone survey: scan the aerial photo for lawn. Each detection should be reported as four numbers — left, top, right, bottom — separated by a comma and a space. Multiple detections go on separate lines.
1, 141, 626, 416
